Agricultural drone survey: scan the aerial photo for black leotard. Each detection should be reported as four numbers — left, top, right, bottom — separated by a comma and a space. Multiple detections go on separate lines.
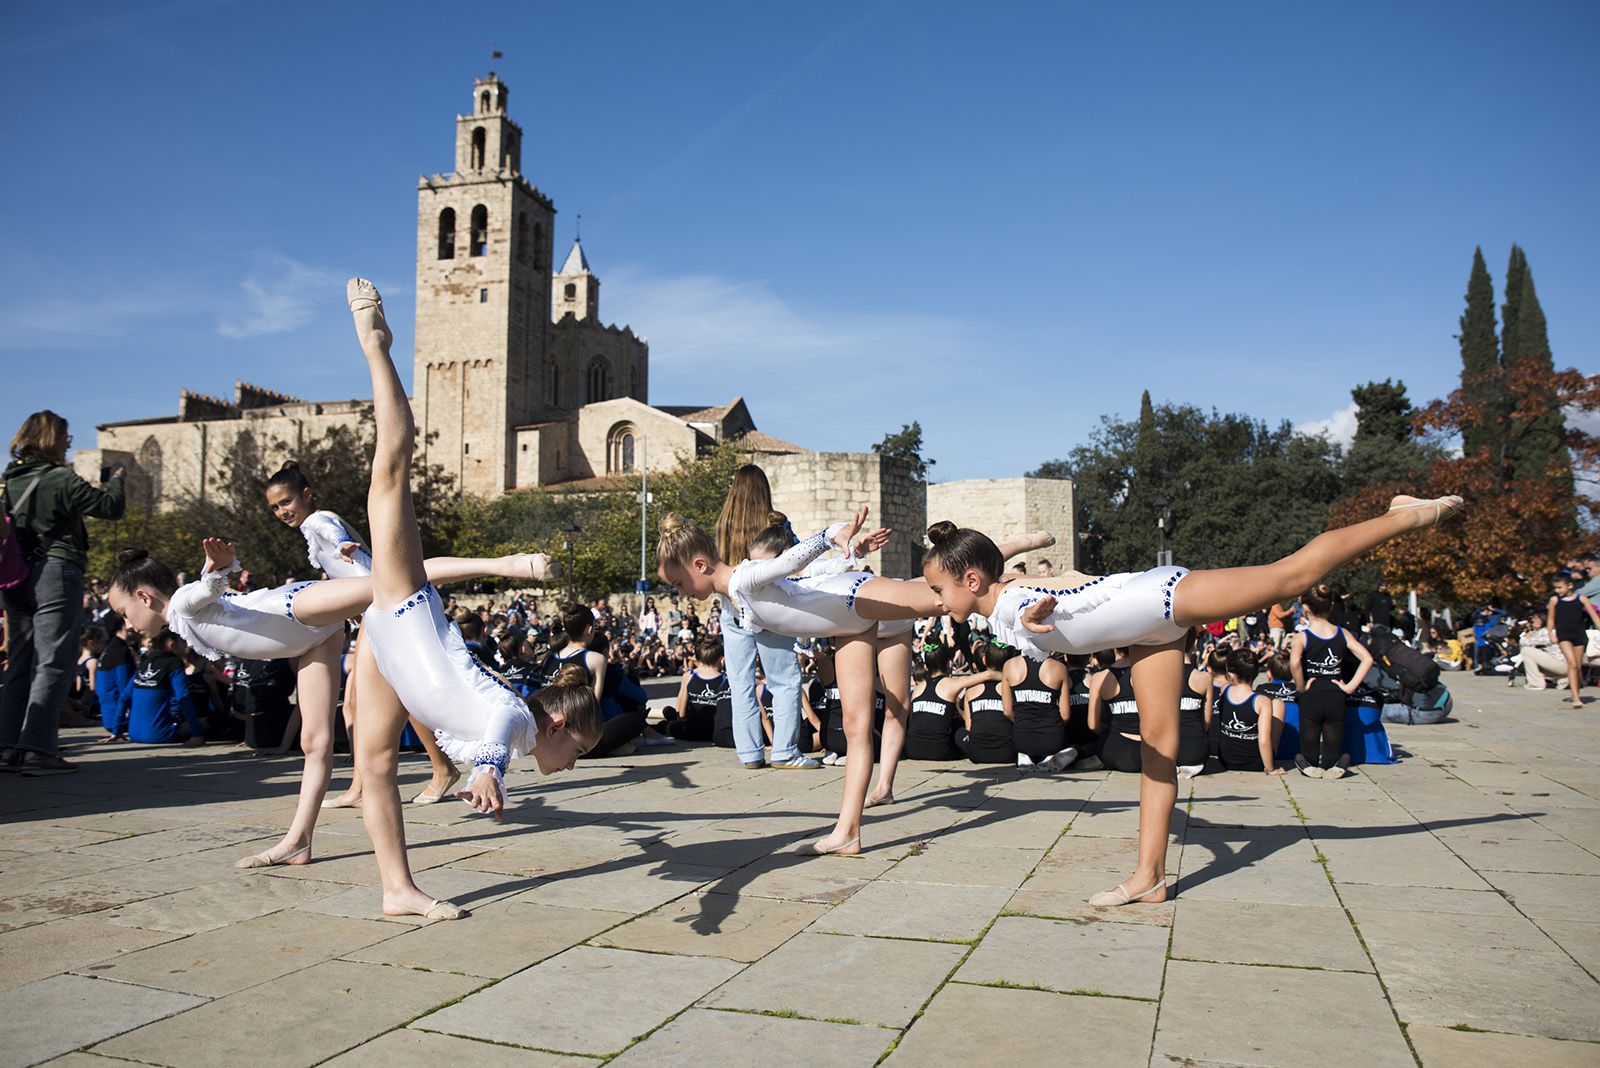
1553, 596, 1589, 645
905, 679, 962, 761
674, 670, 726, 743
1063, 668, 1095, 748
1097, 666, 1141, 772
1217, 684, 1266, 771
1177, 669, 1209, 766
1011, 658, 1066, 761
1301, 628, 1352, 690
960, 679, 1015, 763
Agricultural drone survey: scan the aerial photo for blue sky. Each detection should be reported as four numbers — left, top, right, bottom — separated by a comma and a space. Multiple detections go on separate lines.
2, 0, 1596, 481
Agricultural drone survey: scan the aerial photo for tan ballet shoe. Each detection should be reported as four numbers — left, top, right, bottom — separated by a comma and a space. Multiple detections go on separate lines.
796, 835, 861, 856
411, 769, 461, 805
320, 795, 362, 809
424, 899, 465, 921
235, 843, 311, 869
346, 277, 382, 311
521, 553, 558, 582
863, 794, 894, 809
1087, 879, 1167, 907
1386, 494, 1464, 528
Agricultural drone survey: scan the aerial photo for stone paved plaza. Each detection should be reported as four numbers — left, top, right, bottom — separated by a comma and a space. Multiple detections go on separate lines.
2, 672, 1598, 1066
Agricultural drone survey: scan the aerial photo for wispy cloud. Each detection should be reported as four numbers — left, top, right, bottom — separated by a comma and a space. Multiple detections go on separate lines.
1296, 400, 1359, 448
0, 285, 201, 350
603, 265, 999, 471
216, 253, 345, 339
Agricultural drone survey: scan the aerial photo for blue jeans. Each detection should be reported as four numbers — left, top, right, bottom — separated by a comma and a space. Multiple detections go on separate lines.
1, 556, 84, 756
720, 606, 803, 762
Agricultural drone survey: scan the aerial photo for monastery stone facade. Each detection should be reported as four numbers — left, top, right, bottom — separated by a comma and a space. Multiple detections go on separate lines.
75, 74, 1074, 579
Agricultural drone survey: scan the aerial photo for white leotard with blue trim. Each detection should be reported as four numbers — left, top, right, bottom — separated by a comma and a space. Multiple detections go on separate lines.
165, 566, 342, 663
363, 584, 535, 787
723, 526, 878, 639
300, 510, 372, 579
989, 565, 1191, 660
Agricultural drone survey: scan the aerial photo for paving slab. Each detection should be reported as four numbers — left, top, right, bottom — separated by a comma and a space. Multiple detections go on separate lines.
102, 871, 344, 934
1334, 882, 1523, 918
1539, 919, 1600, 977
881, 841, 1044, 887
0, 913, 180, 992
1316, 835, 1492, 890
957, 915, 1167, 999
0, 973, 205, 1067
1352, 907, 1600, 1040
96, 959, 480, 1067
814, 878, 1012, 942
717, 854, 894, 903
1407, 1022, 1600, 1068
608, 1008, 891, 1066
419, 946, 740, 1055
512, 860, 728, 912
888, 981, 1155, 1067
703, 932, 964, 1028
1170, 899, 1372, 971
322, 1027, 598, 1066
1442, 834, 1600, 875
594, 891, 825, 961
1477, 870, 1600, 922
347, 898, 626, 977
81, 909, 401, 997
1153, 959, 1412, 1068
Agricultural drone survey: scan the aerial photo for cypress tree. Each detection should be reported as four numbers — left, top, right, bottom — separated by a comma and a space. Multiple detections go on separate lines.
1501, 244, 1528, 368
1457, 247, 1502, 464
1504, 261, 1572, 489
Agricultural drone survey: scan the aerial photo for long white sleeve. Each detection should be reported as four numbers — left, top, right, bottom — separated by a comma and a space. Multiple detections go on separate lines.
735, 525, 844, 590
167, 569, 229, 622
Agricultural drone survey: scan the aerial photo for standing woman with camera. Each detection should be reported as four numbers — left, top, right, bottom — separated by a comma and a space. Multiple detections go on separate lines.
713, 465, 817, 769
1, 411, 125, 772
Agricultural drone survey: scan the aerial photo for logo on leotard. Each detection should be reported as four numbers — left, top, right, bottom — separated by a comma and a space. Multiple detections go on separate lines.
1307, 646, 1340, 675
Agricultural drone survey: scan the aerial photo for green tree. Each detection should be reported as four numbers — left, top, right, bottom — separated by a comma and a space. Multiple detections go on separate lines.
86, 412, 462, 587
1344, 379, 1438, 489
1031, 398, 1344, 574
873, 422, 934, 481
1502, 261, 1572, 490
1456, 247, 1503, 464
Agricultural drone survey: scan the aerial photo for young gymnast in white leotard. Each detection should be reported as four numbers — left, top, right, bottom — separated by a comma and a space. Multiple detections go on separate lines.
108, 539, 553, 871
657, 511, 1047, 857
264, 462, 465, 809
756, 514, 1053, 810
345, 276, 603, 920
919, 497, 1462, 908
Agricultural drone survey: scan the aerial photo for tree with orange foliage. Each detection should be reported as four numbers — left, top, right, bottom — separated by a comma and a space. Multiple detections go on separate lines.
1330, 363, 1599, 605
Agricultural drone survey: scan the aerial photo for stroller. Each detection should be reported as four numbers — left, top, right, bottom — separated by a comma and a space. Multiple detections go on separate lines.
1474, 621, 1516, 677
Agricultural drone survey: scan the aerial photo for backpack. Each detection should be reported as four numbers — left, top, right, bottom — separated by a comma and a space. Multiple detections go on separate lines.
0, 473, 46, 590
1367, 630, 1440, 696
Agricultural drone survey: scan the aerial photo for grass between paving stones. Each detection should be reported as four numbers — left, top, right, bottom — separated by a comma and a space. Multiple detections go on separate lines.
1306, 816, 1425, 1068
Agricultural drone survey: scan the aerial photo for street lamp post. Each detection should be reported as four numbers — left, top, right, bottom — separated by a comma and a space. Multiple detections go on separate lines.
560, 520, 580, 603
1154, 494, 1171, 567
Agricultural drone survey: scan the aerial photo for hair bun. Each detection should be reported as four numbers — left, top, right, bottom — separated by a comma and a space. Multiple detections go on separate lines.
551, 663, 590, 688
659, 512, 688, 535
117, 547, 150, 565
766, 510, 788, 528
278, 460, 300, 472
926, 520, 958, 545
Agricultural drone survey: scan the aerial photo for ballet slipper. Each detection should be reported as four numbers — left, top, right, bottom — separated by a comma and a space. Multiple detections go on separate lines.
796, 835, 861, 856
346, 277, 382, 311
320, 794, 363, 809
423, 899, 465, 921
235, 843, 311, 869
411, 767, 462, 805
1386, 494, 1464, 528
863, 793, 894, 809
521, 553, 558, 582
1087, 879, 1167, 907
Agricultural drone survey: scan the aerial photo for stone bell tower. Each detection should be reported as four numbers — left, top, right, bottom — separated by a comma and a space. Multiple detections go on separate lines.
414, 72, 557, 497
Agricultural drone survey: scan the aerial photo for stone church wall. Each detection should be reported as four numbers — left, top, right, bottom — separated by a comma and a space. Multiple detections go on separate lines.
760, 452, 927, 579
926, 477, 1077, 572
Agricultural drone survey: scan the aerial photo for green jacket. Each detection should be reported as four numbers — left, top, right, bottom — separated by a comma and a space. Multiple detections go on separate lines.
2, 458, 126, 570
